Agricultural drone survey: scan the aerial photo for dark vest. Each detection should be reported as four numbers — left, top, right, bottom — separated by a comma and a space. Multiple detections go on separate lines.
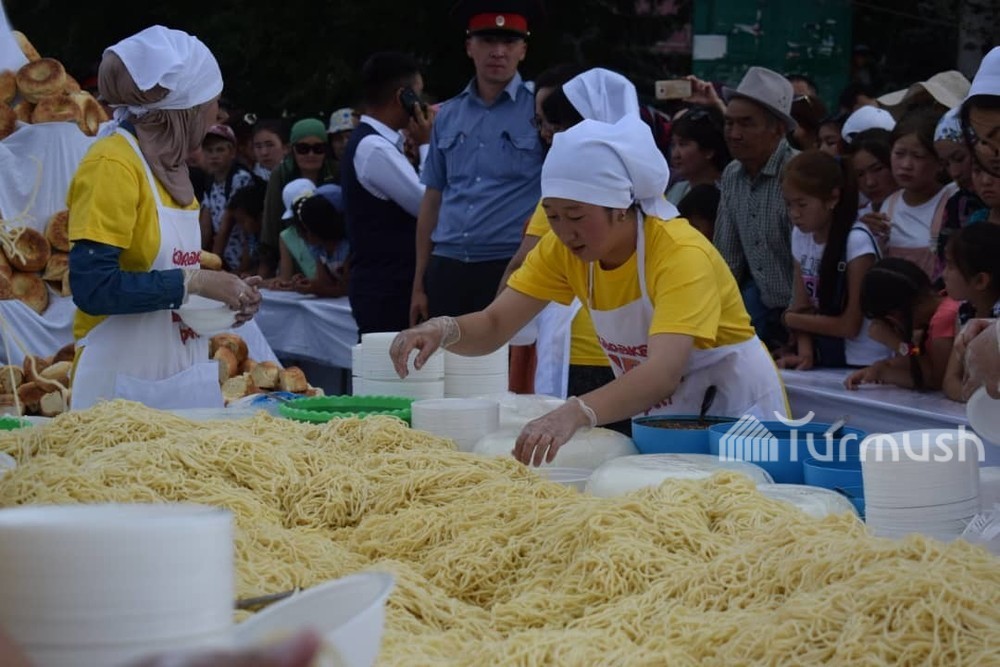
341, 123, 417, 293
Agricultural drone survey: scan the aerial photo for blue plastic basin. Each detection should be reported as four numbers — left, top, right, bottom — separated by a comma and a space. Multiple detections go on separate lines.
707, 421, 867, 484
632, 415, 737, 454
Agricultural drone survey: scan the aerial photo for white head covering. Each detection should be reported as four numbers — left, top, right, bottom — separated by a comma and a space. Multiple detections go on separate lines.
105, 25, 222, 117
542, 116, 679, 220
841, 106, 896, 143
969, 46, 1000, 98
934, 108, 963, 143
563, 68, 640, 123
282, 178, 317, 220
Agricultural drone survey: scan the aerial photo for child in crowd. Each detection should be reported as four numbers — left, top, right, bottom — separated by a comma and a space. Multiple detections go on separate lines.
274, 187, 350, 298
934, 108, 986, 265
777, 151, 888, 369
224, 183, 267, 276
880, 109, 957, 279
845, 258, 958, 391
966, 163, 1000, 225
677, 184, 720, 240
202, 124, 256, 269
817, 114, 846, 157
942, 224, 1000, 401
250, 120, 289, 181
846, 129, 898, 238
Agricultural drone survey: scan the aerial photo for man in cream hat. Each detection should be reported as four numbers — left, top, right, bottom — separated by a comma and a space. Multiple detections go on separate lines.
713, 66, 798, 349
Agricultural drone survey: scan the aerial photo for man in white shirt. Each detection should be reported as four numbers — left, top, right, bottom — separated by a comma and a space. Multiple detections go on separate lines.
341, 52, 435, 335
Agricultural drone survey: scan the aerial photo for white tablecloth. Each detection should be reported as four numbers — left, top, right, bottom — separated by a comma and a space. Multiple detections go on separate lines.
0, 294, 280, 366
782, 368, 1000, 466
254, 290, 358, 369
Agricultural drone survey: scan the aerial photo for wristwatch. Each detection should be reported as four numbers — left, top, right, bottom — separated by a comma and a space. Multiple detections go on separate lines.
898, 341, 920, 357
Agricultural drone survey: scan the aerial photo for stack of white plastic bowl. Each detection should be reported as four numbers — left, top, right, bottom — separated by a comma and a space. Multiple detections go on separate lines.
234, 572, 395, 667
862, 429, 981, 541
444, 345, 509, 398
411, 398, 500, 452
0, 503, 234, 667
980, 466, 1000, 509
351, 343, 366, 396
360, 332, 444, 400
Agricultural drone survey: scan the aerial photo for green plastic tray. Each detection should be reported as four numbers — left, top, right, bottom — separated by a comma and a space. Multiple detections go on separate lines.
279, 395, 413, 424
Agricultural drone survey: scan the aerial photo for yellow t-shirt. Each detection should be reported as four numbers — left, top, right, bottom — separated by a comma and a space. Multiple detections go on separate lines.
67, 133, 199, 340
523, 203, 608, 366
509, 215, 755, 349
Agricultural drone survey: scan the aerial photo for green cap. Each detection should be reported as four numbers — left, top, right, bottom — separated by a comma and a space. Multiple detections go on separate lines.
290, 118, 327, 144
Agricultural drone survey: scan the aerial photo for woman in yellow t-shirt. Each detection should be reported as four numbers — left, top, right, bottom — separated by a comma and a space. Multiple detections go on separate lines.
391, 116, 787, 466
68, 27, 261, 411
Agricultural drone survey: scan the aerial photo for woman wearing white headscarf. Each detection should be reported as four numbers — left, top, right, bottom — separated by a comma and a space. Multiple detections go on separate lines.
504, 68, 676, 404
391, 116, 787, 465
67, 26, 261, 410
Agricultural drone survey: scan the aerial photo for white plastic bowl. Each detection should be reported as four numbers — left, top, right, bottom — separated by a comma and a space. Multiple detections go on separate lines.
0, 451, 15, 476
234, 572, 395, 667
177, 296, 237, 336
968, 387, 1000, 445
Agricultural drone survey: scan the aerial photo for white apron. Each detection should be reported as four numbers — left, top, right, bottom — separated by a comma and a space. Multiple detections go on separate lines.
586, 214, 787, 420
71, 130, 224, 411
533, 299, 581, 399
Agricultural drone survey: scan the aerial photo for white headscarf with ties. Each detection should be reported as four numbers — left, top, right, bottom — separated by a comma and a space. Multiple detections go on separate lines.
105, 25, 223, 117
563, 68, 640, 124
542, 116, 679, 221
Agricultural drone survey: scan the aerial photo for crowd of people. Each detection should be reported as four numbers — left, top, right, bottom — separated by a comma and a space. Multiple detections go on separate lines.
188, 32, 1000, 412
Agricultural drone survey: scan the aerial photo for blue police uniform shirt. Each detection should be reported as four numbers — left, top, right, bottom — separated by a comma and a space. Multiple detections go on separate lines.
421, 72, 542, 263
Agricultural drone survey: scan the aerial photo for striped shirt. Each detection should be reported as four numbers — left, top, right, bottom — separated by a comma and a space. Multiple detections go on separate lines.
713, 139, 797, 309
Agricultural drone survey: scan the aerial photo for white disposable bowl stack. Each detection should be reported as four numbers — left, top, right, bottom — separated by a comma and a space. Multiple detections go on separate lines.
357, 333, 444, 400
445, 345, 509, 398
0, 503, 234, 667
351, 343, 365, 396
980, 466, 1000, 509
411, 399, 500, 452
862, 430, 981, 541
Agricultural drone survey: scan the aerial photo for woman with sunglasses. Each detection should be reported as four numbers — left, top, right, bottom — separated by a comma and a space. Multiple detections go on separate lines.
666, 105, 729, 205
258, 119, 338, 278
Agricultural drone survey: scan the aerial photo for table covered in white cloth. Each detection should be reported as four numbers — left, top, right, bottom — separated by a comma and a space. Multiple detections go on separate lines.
0, 294, 280, 366
253, 290, 358, 370
781, 368, 1000, 466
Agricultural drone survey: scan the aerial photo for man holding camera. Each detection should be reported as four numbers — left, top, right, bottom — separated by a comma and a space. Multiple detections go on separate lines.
341, 52, 435, 336
410, 0, 544, 324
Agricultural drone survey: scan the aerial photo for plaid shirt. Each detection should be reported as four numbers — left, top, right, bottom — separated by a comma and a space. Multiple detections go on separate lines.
714, 139, 797, 309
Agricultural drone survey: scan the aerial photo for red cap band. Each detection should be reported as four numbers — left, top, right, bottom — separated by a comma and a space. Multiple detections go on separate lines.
468, 12, 528, 33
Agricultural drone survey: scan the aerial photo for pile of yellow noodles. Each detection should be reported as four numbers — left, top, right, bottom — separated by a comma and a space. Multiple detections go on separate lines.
1, 401, 998, 665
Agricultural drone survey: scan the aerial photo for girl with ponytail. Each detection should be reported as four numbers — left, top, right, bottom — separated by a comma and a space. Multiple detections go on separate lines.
845, 258, 958, 390
778, 150, 889, 369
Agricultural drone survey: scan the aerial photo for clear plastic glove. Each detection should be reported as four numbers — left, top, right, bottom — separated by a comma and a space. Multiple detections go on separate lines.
129, 630, 320, 667
233, 275, 263, 326
963, 319, 1000, 399
513, 399, 592, 467
390, 316, 460, 378
187, 270, 254, 310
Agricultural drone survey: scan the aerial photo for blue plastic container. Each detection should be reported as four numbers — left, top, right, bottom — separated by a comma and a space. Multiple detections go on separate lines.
707, 421, 867, 484
803, 456, 863, 490
632, 415, 738, 454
